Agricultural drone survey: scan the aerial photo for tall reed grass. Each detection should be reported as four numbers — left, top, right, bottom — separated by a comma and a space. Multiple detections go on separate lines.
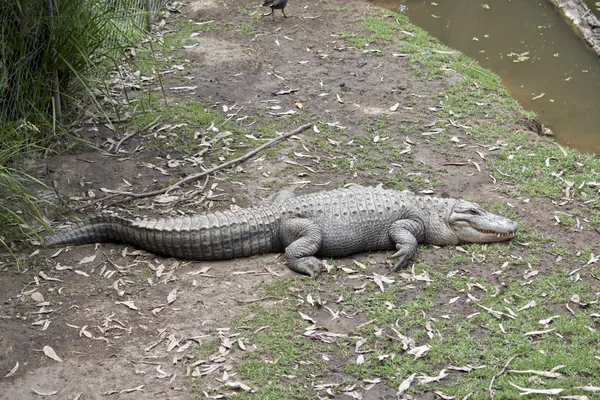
0, 0, 161, 255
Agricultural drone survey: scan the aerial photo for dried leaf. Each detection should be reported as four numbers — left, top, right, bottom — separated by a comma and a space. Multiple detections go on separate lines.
176, 341, 191, 353
298, 311, 316, 324
31, 292, 44, 303
575, 386, 600, 392
390, 327, 415, 350
79, 325, 93, 339
50, 249, 63, 258
167, 288, 178, 304
43, 345, 63, 362
78, 254, 96, 264
31, 388, 59, 396
467, 292, 479, 302
39, 271, 62, 282
373, 273, 385, 292
170, 85, 197, 91
523, 270, 539, 279
268, 110, 296, 116
272, 88, 299, 95
324, 306, 339, 319
412, 270, 432, 282
509, 365, 564, 378
344, 390, 362, 399
225, 381, 252, 391
5, 361, 18, 377
355, 338, 367, 352
155, 194, 179, 203
407, 344, 431, 359
447, 364, 485, 372
116, 300, 139, 310
524, 328, 555, 336
539, 315, 559, 325
417, 369, 448, 384
187, 266, 212, 275
517, 300, 536, 312
119, 385, 144, 394
397, 373, 416, 395
508, 382, 563, 395
433, 391, 456, 399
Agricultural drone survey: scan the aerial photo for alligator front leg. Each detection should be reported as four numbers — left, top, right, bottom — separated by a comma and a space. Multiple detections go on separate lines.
279, 218, 324, 277
388, 219, 426, 270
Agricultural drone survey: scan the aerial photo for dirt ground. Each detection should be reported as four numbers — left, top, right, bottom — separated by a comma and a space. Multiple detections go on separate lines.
1, 0, 598, 399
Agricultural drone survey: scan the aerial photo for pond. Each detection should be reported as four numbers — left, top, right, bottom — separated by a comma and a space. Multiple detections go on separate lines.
370, 0, 600, 154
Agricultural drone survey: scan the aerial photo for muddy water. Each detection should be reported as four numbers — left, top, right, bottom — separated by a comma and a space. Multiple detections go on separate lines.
370, 0, 600, 154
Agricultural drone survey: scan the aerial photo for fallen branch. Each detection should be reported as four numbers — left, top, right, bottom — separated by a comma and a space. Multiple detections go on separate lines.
489, 354, 519, 400
114, 115, 161, 154
234, 296, 280, 304
114, 130, 139, 154
73, 123, 312, 211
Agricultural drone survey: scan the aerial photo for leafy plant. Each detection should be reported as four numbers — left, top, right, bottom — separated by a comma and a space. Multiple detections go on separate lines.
0, 0, 153, 253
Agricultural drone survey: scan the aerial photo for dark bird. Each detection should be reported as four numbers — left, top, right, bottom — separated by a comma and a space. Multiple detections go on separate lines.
262, 0, 289, 20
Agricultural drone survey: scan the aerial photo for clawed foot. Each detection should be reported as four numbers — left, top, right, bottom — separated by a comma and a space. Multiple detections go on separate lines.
287, 256, 324, 278
391, 246, 416, 271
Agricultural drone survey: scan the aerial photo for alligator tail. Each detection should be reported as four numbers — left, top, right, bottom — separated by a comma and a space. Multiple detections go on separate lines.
44, 209, 282, 261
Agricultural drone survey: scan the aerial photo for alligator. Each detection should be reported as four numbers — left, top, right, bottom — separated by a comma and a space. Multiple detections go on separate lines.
44, 186, 519, 277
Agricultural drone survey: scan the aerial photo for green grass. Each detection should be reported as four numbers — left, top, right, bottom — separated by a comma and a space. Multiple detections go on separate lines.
0, 0, 155, 250
0, 122, 58, 255
332, 256, 600, 398
492, 134, 600, 201
189, 279, 328, 398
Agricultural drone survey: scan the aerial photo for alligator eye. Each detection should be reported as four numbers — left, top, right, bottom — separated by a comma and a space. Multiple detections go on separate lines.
467, 208, 480, 215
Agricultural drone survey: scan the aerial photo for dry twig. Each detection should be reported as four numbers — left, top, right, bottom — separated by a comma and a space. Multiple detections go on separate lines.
114, 131, 140, 154
73, 123, 312, 211
489, 354, 519, 399
234, 296, 280, 304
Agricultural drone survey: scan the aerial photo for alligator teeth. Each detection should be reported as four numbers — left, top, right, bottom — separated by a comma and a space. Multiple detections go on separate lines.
476, 228, 516, 237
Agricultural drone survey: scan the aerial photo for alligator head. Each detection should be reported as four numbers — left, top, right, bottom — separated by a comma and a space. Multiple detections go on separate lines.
449, 200, 519, 243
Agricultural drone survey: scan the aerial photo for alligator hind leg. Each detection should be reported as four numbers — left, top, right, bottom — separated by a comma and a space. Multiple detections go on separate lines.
388, 219, 425, 270
279, 218, 323, 277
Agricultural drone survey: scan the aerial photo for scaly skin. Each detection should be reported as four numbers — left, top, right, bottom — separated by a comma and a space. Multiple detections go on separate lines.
45, 186, 519, 277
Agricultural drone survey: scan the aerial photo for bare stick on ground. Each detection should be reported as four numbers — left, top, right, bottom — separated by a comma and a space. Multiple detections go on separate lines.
113, 131, 139, 154
489, 354, 519, 399
73, 123, 313, 211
